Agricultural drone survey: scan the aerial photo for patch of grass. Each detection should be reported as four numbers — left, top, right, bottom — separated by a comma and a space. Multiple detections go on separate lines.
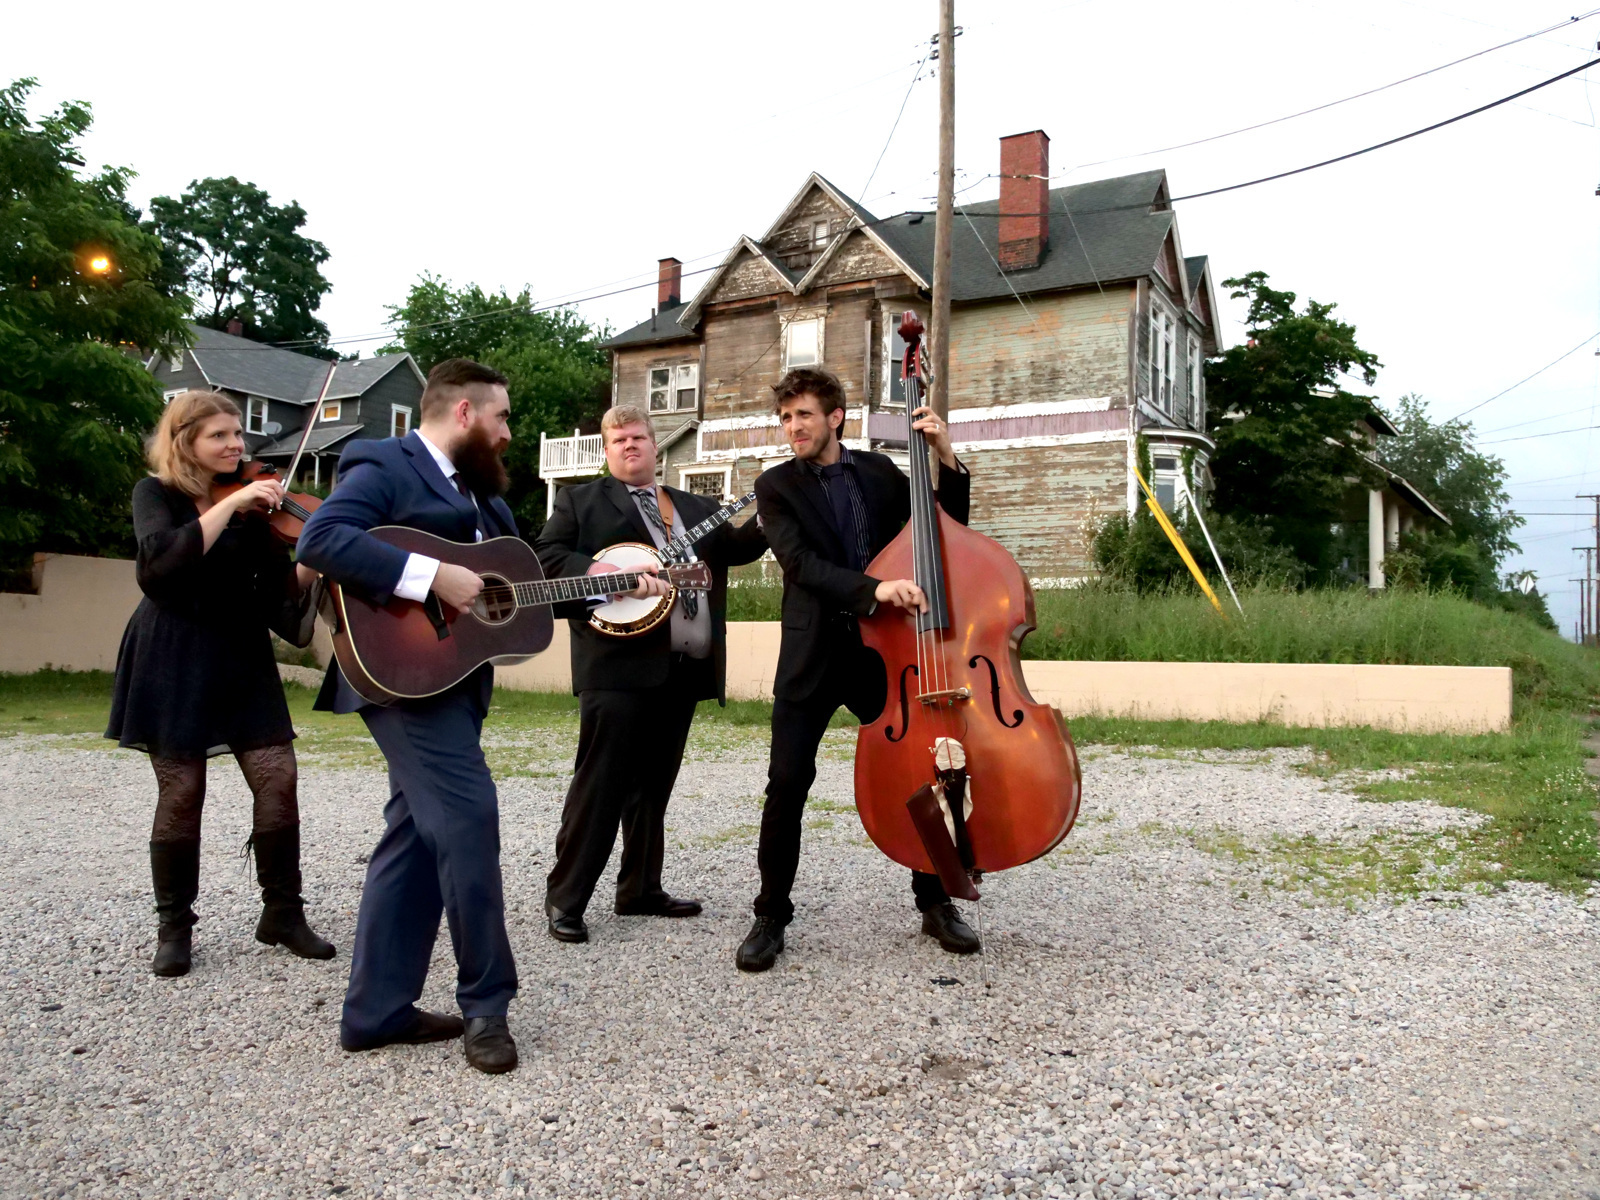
1081, 711, 1599, 893
1185, 825, 1472, 903
0, 669, 117, 738
1026, 585, 1600, 714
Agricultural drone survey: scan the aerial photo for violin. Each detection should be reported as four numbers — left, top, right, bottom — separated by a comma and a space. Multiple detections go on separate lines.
212, 460, 323, 546
853, 312, 1081, 900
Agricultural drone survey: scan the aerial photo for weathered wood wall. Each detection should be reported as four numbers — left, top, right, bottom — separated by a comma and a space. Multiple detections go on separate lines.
948, 287, 1135, 409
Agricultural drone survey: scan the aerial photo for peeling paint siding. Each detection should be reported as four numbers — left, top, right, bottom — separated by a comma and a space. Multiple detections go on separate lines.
962, 438, 1129, 578
711, 252, 787, 304
768, 190, 850, 255
947, 287, 1135, 412
813, 233, 897, 288
701, 291, 877, 420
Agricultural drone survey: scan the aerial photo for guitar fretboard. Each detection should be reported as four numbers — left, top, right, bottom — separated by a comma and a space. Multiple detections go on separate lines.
499, 569, 666, 609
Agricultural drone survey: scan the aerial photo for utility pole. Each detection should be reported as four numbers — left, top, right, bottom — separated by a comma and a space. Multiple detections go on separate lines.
928, 0, 955, 425
1577, 545, 1596, 645
1581, 494, 1600, 646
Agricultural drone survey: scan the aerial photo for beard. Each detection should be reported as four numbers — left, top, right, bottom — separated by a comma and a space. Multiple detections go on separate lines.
454, 423, 510, 498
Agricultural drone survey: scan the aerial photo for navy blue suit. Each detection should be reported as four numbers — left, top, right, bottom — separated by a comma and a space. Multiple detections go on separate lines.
298, 431, 519, 1045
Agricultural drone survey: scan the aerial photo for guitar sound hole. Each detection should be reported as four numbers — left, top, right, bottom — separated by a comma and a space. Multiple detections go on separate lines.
475, 575, 516, 625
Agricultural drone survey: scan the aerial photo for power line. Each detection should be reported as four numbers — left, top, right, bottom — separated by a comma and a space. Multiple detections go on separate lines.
202, 53, 1600, 358
860, 44, 936, 200
1482, 423, 1600, 445
1448, 331, 1600, 421
1057, 7, 1600, 177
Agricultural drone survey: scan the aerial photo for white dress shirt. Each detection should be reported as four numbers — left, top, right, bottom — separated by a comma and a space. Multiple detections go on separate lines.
392, 430, 482, 603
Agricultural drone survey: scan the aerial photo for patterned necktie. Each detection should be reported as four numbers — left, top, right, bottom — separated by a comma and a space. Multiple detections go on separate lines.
633, 487, 698, 618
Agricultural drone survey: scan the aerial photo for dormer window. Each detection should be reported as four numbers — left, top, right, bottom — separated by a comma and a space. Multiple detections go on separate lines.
320, 400, 341, 423
812, 220, 831, 248
169, 352, 184, 373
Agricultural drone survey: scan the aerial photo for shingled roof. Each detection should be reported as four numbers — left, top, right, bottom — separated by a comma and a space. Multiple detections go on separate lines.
605, 169, 1186, 347
177, 325, 422, 403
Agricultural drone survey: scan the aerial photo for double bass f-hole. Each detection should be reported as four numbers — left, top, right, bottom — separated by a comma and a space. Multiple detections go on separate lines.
969, 654, 1024, 729
885, 663, 919, 743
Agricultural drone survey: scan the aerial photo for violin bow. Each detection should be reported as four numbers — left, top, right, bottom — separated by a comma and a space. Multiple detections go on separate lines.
282, 360, 338, 486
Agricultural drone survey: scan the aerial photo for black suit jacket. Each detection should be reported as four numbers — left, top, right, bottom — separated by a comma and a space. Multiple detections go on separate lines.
534, 476, 768, 703
755, 450, 970, 704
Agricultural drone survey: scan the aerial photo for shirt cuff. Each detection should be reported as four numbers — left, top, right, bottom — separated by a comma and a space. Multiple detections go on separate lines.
393, 553, 441, 603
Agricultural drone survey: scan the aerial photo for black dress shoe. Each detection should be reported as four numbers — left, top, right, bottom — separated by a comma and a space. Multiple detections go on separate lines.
615, 894, 702, 918
735, 916, 785, 972
546, 908, 588, 943
463, 1016, 518, 1074
921, 902, 981, 954
341, 1008, 464, 1052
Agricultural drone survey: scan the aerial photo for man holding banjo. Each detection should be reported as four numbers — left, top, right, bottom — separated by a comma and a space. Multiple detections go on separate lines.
534, 405, 767, 944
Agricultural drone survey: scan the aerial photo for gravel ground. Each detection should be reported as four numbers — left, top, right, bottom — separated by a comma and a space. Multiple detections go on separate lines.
1, 728, 1597, 1200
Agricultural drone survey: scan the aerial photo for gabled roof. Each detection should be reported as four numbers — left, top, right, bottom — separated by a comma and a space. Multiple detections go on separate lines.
605, 168, 1198, 346
601, 302, 697, 349
252, 424, 361, 457
172, 325, 421, 403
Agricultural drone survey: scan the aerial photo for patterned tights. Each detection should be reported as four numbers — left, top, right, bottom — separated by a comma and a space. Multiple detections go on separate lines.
149, 742, 300, 843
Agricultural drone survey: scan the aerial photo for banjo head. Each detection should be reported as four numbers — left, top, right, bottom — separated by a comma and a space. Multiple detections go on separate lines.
587, 542, 674, 638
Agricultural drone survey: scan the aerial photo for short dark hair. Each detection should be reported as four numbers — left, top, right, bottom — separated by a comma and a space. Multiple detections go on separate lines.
771, 366, 846, 416
421, 358, 510, 419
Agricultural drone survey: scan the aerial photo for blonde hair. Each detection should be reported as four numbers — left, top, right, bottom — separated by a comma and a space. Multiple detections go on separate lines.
147, 390, 242, 497
601, 404, 656, 442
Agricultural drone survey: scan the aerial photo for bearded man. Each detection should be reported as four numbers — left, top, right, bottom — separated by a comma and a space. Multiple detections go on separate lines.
297, 357, 523, 1075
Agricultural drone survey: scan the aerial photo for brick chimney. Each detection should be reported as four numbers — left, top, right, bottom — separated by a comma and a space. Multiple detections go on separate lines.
998, 130, 1049, 271
657, 257, 682, 309
225, 316, 244, 337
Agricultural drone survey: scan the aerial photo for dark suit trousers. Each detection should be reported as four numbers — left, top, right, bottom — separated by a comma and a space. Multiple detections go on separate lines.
545, 656, 699, 917
340, 687, 518, 1043
755, 657, 948, 923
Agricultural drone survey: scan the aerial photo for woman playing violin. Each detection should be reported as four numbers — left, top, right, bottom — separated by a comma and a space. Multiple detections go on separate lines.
107, 389, 335, 977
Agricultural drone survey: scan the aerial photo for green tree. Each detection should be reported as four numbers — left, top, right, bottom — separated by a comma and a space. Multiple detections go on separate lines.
0, 78, 190, 573
1378, 394, 1522, 580
1205, 271, 1384, 580
384, 275, 611, 531
145, 176, 332, 354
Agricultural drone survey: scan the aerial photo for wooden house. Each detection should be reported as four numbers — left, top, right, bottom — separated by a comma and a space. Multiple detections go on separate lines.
554, 130, 1223, 583
149, 324, 426, 488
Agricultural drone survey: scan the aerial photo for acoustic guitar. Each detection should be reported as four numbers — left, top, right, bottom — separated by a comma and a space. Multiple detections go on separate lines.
323, 527, 711, 706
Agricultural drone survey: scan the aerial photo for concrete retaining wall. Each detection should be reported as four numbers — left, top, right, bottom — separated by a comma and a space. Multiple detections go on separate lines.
2, 555, 1513, 733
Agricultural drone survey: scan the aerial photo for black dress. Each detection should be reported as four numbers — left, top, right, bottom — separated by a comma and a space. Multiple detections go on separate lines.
107, 477, 308, 760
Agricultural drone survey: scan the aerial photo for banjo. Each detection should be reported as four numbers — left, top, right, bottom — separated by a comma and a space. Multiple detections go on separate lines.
588, 490, 757, 638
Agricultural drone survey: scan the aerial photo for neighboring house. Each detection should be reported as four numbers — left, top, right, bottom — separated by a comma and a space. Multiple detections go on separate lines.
1353, 407, 1449, 590
149, 323, 426, 487
549, 129, 1224, 582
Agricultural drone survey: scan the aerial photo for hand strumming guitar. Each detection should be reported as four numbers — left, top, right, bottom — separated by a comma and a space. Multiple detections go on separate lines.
433, 563, 485, 614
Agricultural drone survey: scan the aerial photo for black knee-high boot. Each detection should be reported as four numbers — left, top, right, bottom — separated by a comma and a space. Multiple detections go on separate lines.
251, 825, 336, 960
150, 839, 200, 977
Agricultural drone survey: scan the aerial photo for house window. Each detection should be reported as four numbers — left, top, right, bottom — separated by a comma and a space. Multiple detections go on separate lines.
783, 316, 823, 372
812, 220, 831, 248
162, 389, 182, 404
168, 352, 184, 373
1187, 341, 1203, 426
680, 467, 731, 500
320, 400, 341, 423
1149, 309, 1174, 414
648, 364, 698, 412
1150, 454, 1183, 515
886, 324, 907, 406
391, 404, 413, 438
245, 397, 268, 435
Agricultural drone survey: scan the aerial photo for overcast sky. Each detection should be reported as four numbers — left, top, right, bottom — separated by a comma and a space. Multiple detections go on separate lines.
10, 0, 1600, 633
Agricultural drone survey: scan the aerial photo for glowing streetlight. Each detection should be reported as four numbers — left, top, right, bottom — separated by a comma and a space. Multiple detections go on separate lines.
88, 255, 111, 274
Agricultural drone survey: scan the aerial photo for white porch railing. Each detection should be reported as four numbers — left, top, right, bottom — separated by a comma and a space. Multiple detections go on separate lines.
539, 431, 605, 480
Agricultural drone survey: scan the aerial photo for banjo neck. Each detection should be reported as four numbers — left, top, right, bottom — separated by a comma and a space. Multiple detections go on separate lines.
495, 561, 711, 611
661, 491, 757, 563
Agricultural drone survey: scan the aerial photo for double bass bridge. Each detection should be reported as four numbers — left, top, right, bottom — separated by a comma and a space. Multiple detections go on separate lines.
917, 687, 971, 707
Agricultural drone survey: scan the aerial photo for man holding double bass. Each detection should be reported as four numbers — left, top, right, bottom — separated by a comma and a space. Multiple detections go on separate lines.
737, 365, 979, 973
534, 404, 767, 945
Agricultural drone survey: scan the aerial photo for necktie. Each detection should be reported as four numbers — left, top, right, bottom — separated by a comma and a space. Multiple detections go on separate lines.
633, 488, 698, 619
453, 473, 490, 541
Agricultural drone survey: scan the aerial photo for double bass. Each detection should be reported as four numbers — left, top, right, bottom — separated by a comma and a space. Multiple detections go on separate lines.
854, 312, 1081, 899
